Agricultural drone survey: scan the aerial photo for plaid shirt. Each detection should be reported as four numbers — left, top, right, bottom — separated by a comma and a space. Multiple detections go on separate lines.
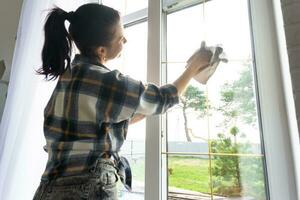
41, 54, 179, 188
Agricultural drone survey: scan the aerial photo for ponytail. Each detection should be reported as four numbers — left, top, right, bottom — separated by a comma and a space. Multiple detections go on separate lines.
37, 4, 120, 80
36, 6, 73, 81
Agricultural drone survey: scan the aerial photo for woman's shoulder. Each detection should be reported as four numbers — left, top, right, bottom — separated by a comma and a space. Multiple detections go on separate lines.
71, 62, 142, 88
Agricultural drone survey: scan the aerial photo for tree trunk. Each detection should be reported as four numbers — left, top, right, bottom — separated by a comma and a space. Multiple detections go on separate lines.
234, 135, 242, 192
182, 103, 192, 142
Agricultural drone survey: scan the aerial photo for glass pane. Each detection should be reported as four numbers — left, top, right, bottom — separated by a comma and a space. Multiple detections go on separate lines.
166, 0, 252, 63
212, 155, 267, 200
166, 155, 267, 200
117, 123, 145, 200
207, 61, 262, 154
107, 22, 147, 81
203, 0, 252, 61
102, 0, 148, 16
121, 22, 147, 81
166, 64, 209, 153
108, 22, 147, 199
166, 4, 204, 63
167, 155, 212, 199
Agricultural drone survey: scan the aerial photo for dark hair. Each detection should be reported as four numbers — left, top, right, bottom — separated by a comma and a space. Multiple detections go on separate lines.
36, 3, 120, 80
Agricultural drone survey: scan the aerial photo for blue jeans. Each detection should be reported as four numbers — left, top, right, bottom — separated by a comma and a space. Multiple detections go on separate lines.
33, 158, 119, 200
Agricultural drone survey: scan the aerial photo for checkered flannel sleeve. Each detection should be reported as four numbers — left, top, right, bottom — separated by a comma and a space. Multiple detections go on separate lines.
101, 70, 179, 123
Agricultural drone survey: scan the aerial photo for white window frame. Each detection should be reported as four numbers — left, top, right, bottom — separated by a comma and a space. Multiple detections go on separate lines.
145, 0, 162, 199
249, 0, 298, 199
146, 0, 299, 200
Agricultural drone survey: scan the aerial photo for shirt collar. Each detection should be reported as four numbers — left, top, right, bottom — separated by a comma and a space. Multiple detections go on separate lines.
71, 54, 111, 71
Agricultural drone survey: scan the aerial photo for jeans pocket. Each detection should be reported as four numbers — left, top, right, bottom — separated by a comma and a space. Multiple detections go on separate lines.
89, 170, 118, 199
99, 184, 118, 200
99, 170, 118, 187
94, 180, 118, 200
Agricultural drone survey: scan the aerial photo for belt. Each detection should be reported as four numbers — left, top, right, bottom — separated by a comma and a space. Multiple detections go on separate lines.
100, 152, 113, 159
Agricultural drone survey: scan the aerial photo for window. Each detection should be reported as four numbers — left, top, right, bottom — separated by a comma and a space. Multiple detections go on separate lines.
163, 0, 268, 199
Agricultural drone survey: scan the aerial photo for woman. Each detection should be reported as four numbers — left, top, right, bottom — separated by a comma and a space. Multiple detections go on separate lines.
33, 3, 213, 200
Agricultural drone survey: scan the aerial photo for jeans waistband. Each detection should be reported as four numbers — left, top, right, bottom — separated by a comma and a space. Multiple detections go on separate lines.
89, 157, 116, 173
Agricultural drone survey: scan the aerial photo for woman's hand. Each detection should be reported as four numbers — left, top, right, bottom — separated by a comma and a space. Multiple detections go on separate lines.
186, 41, 213, 76
129, 113, 145, 125
172, 42, 213, 97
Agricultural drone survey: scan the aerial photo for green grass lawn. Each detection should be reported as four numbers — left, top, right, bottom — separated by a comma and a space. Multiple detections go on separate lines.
130, 157, 145, 182
130, 156, 212, 194
168, 156, 212, 194
129, 156, 265, 199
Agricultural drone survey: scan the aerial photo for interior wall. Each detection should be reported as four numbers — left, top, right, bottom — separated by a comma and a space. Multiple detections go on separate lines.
280, 0, 300, 136
279, 0, 300, 197
0, 0, 23, 82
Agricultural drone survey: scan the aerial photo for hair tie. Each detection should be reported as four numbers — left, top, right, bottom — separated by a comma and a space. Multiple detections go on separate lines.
65, 11, 74, 22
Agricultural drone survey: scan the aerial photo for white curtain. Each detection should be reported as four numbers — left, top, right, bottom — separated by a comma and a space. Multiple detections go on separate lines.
0, 0, 90, 199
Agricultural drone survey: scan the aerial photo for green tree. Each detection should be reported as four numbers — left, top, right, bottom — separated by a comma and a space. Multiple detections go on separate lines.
175, 62, 265, 199
218, 64, 257, 127
211, 131, 251, 197
211, 62, 266, 199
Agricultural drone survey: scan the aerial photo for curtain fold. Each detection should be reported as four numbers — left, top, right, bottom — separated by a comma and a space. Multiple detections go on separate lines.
0, 0, 89, 199
0, 0, 55, 199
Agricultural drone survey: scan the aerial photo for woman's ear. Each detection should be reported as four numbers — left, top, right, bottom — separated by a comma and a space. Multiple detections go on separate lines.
96, 46, 107, 62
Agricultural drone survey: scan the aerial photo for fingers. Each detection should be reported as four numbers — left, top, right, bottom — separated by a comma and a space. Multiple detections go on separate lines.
186, 48, 212, 65
196, 63, 210, 73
